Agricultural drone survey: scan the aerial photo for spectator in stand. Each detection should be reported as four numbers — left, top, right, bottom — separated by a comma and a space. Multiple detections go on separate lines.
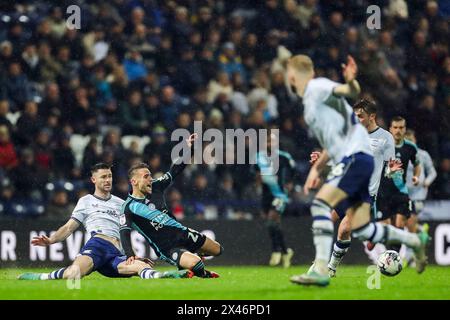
0, 125, 18, 171
46, 189, 75, 220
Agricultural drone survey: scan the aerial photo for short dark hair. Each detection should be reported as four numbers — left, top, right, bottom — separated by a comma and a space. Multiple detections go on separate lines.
391, 116, 406, 126
353, 99, 377, 115
128, 162, 150, 179
90, 163, 112, 175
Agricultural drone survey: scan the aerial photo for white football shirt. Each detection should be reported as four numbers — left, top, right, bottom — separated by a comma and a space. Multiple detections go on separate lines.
302, 77, 373, 164
407, 148, 437, 200
368, 127, 395, 196
71, 194, 124, 240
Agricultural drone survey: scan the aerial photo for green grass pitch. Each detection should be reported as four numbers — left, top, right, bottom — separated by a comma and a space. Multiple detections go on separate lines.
1, 266, 449, 300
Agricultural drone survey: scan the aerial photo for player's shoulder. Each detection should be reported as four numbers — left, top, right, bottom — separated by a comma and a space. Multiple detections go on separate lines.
309, 77, 338, 87
418, 148, 431, 159
404, 139, 419, 151
110, 194, 125, 205
77, 194, 93, 203
376, 127, 395, 140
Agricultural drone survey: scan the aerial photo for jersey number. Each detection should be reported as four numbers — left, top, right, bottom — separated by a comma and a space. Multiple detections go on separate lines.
187, 229, 199, 243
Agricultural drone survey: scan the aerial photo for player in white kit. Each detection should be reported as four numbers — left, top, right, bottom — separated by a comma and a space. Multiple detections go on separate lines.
405, 129, 437, 227
401, 129, 436, 265
285, 55, 429, 286
18, 163, 191, 280
326, 99, 403, 276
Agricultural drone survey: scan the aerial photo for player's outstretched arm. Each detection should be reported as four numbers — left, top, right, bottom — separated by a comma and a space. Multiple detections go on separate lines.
31, 218, 80, 246
153, 133, 197, 192
333, 56, 361, 98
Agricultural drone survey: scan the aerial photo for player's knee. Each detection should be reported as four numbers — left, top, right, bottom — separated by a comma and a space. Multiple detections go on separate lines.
211, 244, 224, 257
311, 199, 333, 219
64, 265, 82, 280
178, 250, 199, 270
217, 245, 224, 256
186, 256, 202, 270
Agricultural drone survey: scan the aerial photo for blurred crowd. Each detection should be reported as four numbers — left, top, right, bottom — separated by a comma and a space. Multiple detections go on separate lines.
0, 0, 449, 220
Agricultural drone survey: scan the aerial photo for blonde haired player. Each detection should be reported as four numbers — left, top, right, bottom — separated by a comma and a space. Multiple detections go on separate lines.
285, 55, 429, 286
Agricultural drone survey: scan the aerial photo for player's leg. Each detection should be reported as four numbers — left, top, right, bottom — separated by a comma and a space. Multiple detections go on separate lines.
18, 254, 94, 280
389, 195, 411, 252
328, 210, 352, 277
291, 183, 348, 286
350, 202, 429, 273
165, 227, 221, 278
266, 209, 282, 266
197, 235, 223, 257
292, 155, 367, 286
266, 209, 293, 268
366, 195, 394, 251
312, 184, 348, 271
117, 258, 193, 279
263, 192, 284, 266
176, 250, 218, 278
402, 201, 420, 266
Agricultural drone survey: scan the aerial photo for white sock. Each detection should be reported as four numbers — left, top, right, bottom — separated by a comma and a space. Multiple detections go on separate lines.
385, 225, 420, 249
310, 200, 334, 273
353, 223, 420, 249
139, 268, 158, 279
40, 273, 50, 280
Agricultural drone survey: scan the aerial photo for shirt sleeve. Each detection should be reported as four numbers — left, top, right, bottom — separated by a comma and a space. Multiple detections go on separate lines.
423, 151, 437, 186
309, 78, 340, 104
70, 197, 87, 224
411, 145, 420, 166
119, 211, 135, 257
384, 133, 396, 161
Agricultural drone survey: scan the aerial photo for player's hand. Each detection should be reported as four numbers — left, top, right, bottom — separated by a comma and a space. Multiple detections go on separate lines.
342, 55, 358, 83
136, 257, 155, 268
309, 151, 321, 165
31, 235, 52, 247
412, 176, 420, 186
303, 167, 321, 196
388, 159, 402, 172
126, 256, 136, 265
186, 133, 198, 148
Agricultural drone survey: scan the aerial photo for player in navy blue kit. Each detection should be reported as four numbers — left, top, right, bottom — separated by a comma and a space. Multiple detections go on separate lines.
120, 134, 223, 278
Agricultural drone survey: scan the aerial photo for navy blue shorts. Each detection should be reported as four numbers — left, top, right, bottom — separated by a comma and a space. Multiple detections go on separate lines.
326, 152, 374, 215
79, 236, 131, 278
335, 195, 377, 220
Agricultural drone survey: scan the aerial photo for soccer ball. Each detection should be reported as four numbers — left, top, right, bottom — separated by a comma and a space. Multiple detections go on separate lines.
377, 250, 403, 276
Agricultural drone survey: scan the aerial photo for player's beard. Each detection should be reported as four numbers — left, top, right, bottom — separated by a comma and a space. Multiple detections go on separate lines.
142, 184, 152, 195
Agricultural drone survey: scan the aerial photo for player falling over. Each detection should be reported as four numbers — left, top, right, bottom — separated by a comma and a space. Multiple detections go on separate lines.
120, 133, 223, 278
285, 54, 429, 287
256, 132, 295, 267
19, 163, 191, 281
309, 99, 404, 277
